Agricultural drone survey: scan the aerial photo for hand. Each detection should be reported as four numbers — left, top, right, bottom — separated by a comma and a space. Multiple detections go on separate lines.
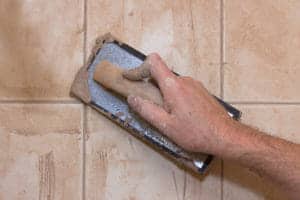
123, 53, 234, 154
125, 53, 300, 199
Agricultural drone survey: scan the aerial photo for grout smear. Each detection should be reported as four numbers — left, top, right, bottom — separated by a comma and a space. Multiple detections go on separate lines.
39, 151, 55, 200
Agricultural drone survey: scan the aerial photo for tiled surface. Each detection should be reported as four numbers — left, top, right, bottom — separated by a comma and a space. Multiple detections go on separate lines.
224, 0, 300, 102
223, 105, 300, 200
87, 0, 221, 95
85, 1, 222, 199
85, 108, 221, 200
223, 162, 285, 200
236, 105, 300, 143
0, 104, 82, 200
0, 0, 299, 199
0, 0, 84, 100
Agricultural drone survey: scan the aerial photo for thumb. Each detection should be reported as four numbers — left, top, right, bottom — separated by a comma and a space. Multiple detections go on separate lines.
127, 95, 171, 132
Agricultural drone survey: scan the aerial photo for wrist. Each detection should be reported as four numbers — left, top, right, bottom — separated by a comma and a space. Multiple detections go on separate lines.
212, 118, 248, 158
213, 118, 267, 162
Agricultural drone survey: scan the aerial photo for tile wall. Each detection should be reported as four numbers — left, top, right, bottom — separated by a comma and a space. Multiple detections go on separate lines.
0, 0, 299, 199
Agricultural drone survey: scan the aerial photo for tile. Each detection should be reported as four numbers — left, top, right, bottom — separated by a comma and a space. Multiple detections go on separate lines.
224, 0, 300, 102
237, 105, 300, 143
87, 0, 220, 95
85, 108, 221, 200
223, 105, 300, 200
0, 104, 82, 200
0, 0, 84, 100
223, 162, 285, 200
86, 0, 124, 51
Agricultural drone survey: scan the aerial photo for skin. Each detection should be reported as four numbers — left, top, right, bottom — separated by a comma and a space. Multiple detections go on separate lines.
93, 60, 163, 106
124, 53, 300, 200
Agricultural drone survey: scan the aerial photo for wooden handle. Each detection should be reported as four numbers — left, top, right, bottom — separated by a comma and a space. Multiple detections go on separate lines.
93, 60, 163, 106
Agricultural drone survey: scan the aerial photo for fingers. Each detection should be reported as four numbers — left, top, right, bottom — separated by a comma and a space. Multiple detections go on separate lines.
127, 95, 172, 132
145, 53, 179, 102
123, 53, 175, 85
122, 62, 151, 81
124, 53, 178, 107
146, 53, 176, 91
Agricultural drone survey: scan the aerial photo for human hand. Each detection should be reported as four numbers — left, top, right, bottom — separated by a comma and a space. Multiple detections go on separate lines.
123, 53, 234, 154
124, 53, 300, 199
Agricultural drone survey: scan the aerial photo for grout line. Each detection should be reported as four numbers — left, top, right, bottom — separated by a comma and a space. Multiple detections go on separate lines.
81, 105, 85, 200
82, 105, 87, 200
122, 0, 125, 34
0, 100, 81, 104
83, 0, 88, 64
189, 0, 197, 74
228, 101, 300, 105
221, 159, 224, 200
220, 1, 225, 200
220, 0, 225, 100
82, 0, 87, 199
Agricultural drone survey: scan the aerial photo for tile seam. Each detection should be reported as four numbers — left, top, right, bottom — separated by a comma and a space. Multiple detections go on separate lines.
228, 101, 300, 105
82, 105, 87, 200
220, 0, 225, 200
82, 0, 88, 199
0, 100, 81, 104
220, 0, 225, 99
221, 159, 224, 200
80, 105, 85, 200
83, 0, 88, 64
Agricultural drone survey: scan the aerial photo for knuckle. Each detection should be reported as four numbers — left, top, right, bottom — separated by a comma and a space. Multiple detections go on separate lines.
164, 76, 178, 87
173, 77, 185, 90
148, 53, 164, 69
134, 101, 143, 114
162, 77, 183, 94
163, 101, 173, 113
149, 52, 161, 60
167, 115, 178, 128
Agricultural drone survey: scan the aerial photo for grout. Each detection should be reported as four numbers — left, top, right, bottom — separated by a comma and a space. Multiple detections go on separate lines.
220, 0, 225, 100
0, 100, 81, 104
220, 0, 225, 200
189, 0, 196, 59
122, 0, 125, 35
82, 105, 87, 200
83, 0, 88, 64
221, 159, 224, 200
82, 0, 87, 199
80, 105, 85, 200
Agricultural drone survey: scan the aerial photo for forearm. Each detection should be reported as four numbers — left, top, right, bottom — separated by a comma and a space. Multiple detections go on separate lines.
217, 120, 300, 199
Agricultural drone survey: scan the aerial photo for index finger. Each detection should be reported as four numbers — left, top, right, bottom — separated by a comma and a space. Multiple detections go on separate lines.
146, 53, 178, 96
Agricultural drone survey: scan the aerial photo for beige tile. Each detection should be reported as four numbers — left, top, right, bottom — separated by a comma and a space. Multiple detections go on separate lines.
237, 105, 300, 143
223, 105, 300, 200
0, 104, 82, 200
0, 1, 84, 100
224, 0, 300, 102
87, 0, 220, 95
224, 162, 285, 200
85, 108, 221, 200
86, 0, 124, 51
